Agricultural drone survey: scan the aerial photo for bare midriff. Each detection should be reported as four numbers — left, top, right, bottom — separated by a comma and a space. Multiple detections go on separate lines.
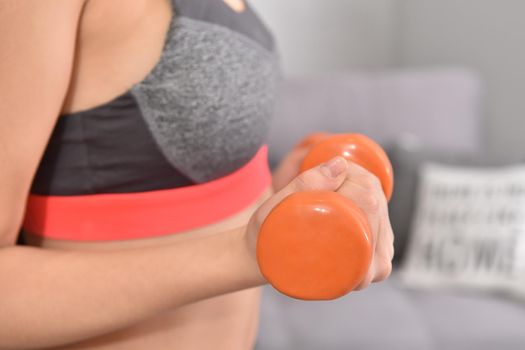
24, 187, 273, 350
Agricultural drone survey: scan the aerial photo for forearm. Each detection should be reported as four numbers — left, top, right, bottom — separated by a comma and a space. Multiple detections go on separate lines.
0, 226, 263, 350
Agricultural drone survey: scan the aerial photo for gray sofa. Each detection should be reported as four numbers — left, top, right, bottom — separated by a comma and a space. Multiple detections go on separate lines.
256, 69, 525, 350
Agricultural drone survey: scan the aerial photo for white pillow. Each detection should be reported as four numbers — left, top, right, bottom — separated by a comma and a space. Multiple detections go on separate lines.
400, 163, 525, 298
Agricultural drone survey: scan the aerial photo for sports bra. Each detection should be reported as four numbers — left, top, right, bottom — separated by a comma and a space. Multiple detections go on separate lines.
22, 0, 281, 241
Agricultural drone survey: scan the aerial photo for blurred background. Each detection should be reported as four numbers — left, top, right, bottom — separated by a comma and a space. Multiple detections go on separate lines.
254, 0, 525, 159
249, 1, 525, 349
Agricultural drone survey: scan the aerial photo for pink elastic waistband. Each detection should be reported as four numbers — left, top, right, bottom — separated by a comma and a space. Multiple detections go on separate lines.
23, 146, 271, 241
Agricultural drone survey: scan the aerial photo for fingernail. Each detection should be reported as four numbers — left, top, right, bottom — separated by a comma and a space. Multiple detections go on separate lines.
320, 156, 347, 178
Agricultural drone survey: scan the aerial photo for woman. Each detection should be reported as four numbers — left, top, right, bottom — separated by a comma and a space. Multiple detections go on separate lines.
0, 0, 394, 349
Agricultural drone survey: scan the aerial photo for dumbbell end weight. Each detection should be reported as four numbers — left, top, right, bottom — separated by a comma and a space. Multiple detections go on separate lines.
257, 191, 373, 300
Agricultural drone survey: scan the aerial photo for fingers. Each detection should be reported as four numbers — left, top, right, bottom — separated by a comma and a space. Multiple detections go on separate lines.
371, 202, 395, 283
371, 226, 394, 282
336, 161, 394, 288
337, 162, 384, 245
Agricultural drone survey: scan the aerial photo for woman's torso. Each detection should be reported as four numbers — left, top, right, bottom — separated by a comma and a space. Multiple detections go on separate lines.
22, 0, 279, 348
26, 191, 271, 350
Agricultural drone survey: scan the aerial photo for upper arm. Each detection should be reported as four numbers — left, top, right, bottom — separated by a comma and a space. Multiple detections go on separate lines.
0, 0, 86, 245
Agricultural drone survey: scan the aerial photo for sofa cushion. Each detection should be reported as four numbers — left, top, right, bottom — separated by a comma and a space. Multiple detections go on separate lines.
266, 69, 482, 169
387, 136, 524, 265
399, 160, 525, 297
256, 274, 525, 350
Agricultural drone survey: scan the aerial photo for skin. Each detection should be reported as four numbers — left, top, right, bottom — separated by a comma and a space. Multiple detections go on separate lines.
223, 0, 246, 13
0, 0, 394, 349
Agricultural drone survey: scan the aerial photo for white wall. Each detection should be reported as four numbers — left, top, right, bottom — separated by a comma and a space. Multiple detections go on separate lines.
250, 0, 397, 76
397, 0, 525, 159
250, 0, 525, 157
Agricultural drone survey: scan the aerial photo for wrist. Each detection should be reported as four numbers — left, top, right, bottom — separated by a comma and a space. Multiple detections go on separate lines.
231, 223, 266, 287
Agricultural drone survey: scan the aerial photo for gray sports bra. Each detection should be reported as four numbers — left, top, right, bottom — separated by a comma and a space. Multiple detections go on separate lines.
31, 0, 281, 195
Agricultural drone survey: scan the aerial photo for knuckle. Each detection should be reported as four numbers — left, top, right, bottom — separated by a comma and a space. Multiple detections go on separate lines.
360, 179, 376, 192
355, 272, 374, 291
292, 173, 310, 191
360, 194, 381, 214
375, 258, 392, 281
360, 174, 381, 192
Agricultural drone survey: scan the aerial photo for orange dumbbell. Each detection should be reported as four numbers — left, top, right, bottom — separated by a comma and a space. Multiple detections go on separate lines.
257, 133, 393, 300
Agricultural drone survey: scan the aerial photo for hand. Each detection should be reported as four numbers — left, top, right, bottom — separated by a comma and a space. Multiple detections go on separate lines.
247, 156, 394, 290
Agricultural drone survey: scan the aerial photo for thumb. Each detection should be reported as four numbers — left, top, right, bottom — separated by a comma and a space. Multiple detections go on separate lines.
251, 156, 348, 232
275, 156, 348, 202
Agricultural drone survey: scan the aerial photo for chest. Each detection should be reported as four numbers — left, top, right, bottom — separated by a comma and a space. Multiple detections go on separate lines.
34, 0, 281, 196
